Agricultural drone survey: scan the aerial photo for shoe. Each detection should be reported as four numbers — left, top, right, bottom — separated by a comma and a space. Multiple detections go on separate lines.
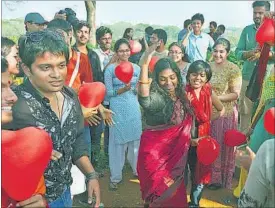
206, 183, 222, 190
188, 202, 199, 208
109, 182, 118, 191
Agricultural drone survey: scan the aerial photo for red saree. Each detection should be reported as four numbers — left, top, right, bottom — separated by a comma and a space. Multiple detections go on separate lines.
137, 113, 192, 208
185, 83, 212, 184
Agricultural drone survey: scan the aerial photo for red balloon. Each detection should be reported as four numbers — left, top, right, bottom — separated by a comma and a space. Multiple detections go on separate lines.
1, 127, 52, 201
129, 40, 142, 55
148, 56, 159, 73
256, 18, 275, 46
78, 82, 106, 108
224, 129, 247, 147
197, 137, 220, 165
115, 61, 134, 84
264, 107, 275, 135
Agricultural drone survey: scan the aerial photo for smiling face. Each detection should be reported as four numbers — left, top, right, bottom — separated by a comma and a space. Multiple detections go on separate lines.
76, 26, 90, 45
168, 45, 183, 63
23, 52, 67, 96
1, 71, 18, 124
213, 44, 229, 64
209, 23, 216, 33
6, 45, 19, 75
189, 71, 208, 89
192, 20, 203, 34
158, 68, 178, 94
116, 43, 131, 62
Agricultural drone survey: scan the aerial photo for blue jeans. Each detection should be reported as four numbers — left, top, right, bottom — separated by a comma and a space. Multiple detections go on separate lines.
48, 188, 72, 208
84, 125, 92, 160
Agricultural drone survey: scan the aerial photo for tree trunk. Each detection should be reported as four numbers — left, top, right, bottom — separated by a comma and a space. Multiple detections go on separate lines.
85, 0, 96, 47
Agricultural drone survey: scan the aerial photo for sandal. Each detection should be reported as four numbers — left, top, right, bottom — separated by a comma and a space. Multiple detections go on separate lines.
109, 182, 118, 191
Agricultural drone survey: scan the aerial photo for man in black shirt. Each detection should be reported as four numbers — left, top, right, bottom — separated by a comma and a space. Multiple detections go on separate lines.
11, 30, 101, 207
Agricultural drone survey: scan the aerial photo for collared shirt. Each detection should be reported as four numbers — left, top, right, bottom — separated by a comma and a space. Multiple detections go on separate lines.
11, 79, 88, 202
93, 47, 114, 71
235, 24, 275, 81
185, 32, 214, 63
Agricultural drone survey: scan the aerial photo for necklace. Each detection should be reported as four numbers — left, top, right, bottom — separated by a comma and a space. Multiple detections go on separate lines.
55, 93, 62, 121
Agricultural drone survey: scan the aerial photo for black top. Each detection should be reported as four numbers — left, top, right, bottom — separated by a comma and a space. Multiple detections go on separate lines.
11, 79, 88, 202
72, 45, 103, 83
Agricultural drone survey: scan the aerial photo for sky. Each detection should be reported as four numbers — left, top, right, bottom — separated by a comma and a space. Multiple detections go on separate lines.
1, 1, 274, 29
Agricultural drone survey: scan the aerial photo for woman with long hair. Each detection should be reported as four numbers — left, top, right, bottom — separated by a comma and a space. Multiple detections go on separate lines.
123, 28, 134, 41
208, 38, 242, 190
137, 44, 194, 207
104, 38, 142, 190
168, 42, 190, 86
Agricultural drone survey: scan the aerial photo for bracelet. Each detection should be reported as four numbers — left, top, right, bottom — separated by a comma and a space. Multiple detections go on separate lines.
138, 80, 150, 84
85, 171, 99, 183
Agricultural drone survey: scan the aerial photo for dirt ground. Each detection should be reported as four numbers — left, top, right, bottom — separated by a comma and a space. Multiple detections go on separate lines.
73, 164, 239, 208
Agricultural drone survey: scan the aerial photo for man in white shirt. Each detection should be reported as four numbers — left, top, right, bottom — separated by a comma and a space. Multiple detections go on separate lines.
182, 13, 214, 63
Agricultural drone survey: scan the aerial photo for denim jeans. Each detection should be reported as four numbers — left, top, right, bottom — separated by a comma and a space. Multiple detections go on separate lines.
84, 125, 92, 160
187, 146, 204, 207
48, 187, 72, 208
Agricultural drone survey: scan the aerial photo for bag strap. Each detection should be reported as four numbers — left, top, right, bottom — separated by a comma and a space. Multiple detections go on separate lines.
68, 52, 81, 87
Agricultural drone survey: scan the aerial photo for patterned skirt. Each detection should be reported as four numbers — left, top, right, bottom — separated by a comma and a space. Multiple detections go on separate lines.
210, 106, 238, 189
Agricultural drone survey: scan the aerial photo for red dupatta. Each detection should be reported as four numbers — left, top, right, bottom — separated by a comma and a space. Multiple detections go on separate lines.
137, 114, 192, 208
185, 83, 212, 184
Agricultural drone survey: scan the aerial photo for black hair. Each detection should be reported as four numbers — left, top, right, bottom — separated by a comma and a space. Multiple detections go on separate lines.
168, 42, 190, 63
73, 20, 91, 33
47, 19, 72, 35
145, 26, 154, 35
218, 24, 226, 33
123, 28, 133, 40
210, 21, 218, 28
153, 58, 193, 116
20, 30, 69, 69
152, 29, 168, 45
191, 13, 205, 25
187, 60, 212, 83
213, 38, 231, 53
1, 56, 8, 73
184, 19, 192, 28
96, 26, 112, 41
114, 38, 130, 52
252, 1, 270, 11
1, 37, 16, 57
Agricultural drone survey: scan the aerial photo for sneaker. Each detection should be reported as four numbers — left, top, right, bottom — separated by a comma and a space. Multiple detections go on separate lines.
109, 182, 118, 191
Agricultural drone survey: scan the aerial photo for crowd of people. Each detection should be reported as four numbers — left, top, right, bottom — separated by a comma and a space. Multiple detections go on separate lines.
1, 1, 275, 207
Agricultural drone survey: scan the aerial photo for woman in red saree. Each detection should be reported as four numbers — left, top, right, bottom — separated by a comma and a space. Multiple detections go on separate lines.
185, 60, 224, 207
137, 45, 194, 208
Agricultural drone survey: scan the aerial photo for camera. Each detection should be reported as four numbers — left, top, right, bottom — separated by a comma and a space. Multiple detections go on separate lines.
58, 8, 79, 26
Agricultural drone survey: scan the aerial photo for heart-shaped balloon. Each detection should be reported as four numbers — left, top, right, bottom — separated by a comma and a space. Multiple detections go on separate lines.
264, 107, 275, 135
148, 56, 159, 73
115, 61, 134, 84
129, 40, 142, 55
78, 82, 106, 108
197, 137, 220, 165
224, 129, 247, 147
256, 18, 275, 46
1, 127, 52, 201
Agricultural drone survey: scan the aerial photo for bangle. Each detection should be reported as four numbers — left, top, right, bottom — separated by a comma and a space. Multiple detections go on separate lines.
138, 80, 150, 84
85, 171, 99, 183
